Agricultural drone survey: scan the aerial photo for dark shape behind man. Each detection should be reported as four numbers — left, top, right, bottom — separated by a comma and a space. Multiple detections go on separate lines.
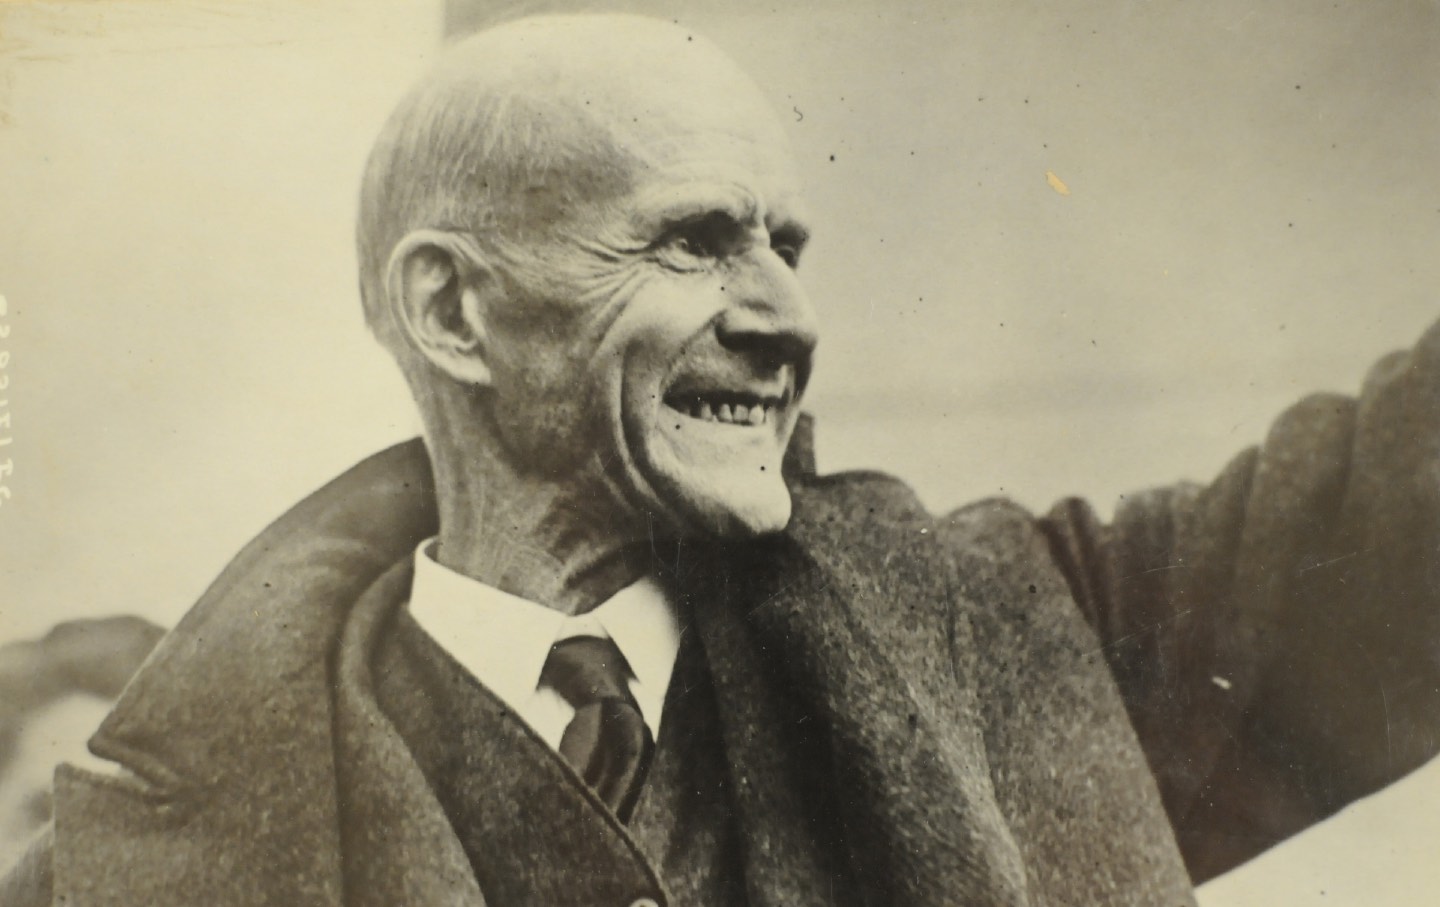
5, 14, 1440, 907
0, 618, 163, 867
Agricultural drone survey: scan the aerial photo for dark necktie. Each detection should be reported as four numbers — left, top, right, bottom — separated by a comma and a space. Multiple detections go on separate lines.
539, 635, 655, 823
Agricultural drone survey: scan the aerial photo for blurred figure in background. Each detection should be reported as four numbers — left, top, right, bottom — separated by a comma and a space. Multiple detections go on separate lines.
0, 618, 162, 869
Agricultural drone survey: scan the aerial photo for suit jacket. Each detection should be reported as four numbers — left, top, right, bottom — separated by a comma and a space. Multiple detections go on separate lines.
7, 321, 1440, 905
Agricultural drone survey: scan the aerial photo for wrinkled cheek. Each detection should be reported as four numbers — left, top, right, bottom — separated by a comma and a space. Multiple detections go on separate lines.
571, 261, 658, 335
480, 338, 596, 476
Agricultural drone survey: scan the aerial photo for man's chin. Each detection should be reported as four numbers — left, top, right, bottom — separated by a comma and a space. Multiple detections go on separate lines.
651, 469, 794, 539
640, 409, 797, 538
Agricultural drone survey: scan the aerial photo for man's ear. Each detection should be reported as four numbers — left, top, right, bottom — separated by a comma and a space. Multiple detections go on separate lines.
385, 230, 497, 385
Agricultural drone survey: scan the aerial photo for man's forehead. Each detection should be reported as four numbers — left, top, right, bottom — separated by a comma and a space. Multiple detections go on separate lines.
390, 14, 806, 244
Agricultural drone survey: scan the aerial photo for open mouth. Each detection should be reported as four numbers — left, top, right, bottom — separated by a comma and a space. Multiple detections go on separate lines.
662, 390, 786, 426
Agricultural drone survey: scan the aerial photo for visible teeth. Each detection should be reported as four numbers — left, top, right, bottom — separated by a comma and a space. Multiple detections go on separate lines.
672, 396, 780, 425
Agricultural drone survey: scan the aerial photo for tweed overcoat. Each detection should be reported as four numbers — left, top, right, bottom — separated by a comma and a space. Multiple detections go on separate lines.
6, 322, 1440, 905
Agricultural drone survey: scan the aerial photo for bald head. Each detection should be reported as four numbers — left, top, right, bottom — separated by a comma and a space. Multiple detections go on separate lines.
357, 14, 792, 354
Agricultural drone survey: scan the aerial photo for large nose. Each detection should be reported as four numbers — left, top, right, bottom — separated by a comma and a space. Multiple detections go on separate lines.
715, 250, 820, 373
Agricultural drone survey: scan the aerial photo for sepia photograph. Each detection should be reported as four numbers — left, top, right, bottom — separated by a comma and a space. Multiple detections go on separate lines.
1, 0, 1438, 903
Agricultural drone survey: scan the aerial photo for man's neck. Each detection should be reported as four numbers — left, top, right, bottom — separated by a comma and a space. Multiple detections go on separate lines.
424, 415, 654, 617
432, 509, 651, 617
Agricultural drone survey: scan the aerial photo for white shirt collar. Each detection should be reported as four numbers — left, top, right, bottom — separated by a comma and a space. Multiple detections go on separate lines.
405, 539, 682, 739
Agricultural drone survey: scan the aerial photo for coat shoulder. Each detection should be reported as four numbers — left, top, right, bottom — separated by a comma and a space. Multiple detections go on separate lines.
938, 496, 1071, 603
788, 473, 1061, 609
790, 467, 933, 529
934, 496, 1121, 715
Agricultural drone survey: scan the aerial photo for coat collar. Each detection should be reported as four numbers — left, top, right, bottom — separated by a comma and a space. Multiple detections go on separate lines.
54, 440, 439, 905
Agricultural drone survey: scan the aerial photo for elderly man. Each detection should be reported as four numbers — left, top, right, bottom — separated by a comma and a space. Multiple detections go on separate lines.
5, 13, 1440, 907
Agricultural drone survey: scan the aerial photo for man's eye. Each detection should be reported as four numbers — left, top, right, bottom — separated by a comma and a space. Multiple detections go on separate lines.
771, 241, 800, 269
769, 226, 807, 269
652, 213, 803, 271
670, 232, 717, 258
665, 215, 732, 260
653, 212, 746, 271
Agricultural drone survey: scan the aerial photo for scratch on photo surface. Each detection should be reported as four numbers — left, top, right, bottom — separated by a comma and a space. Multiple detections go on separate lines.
1296, 547, 1373, 576
1120, 563, 1185, 580
1353, 640, 1394, 767
1093, 608, 1193, 655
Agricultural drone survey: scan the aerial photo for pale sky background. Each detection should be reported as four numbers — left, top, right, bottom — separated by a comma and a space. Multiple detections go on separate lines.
0, 0, 1437, 901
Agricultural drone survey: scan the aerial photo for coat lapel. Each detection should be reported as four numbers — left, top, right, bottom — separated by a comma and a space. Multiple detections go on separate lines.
330, 557, 489, 907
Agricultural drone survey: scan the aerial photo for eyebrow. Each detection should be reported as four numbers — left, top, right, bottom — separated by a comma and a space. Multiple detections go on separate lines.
627, 183, 762, 236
